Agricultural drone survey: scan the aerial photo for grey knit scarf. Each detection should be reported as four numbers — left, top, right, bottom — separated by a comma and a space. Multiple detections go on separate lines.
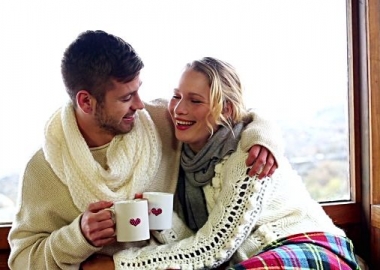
178, 123, 244, 231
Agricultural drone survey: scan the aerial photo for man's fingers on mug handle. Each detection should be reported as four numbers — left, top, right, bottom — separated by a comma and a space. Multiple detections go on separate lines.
88, 201, 114, 212
94, 237, 116, 247
102, 207, 116, 224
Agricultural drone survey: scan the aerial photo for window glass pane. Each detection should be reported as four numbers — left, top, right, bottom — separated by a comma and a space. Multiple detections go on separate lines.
0, 0, 349, 222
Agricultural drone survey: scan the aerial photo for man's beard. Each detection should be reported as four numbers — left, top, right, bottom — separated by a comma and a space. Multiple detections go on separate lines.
94, 104, 134, 136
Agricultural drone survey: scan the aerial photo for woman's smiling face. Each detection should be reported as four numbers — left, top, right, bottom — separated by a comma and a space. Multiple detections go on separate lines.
168, 68, 218, 153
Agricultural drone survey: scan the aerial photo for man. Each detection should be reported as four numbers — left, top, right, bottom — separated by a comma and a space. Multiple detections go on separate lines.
8, 30, 281, 269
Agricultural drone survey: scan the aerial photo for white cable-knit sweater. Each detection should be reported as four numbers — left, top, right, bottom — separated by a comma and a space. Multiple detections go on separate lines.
113, 149, 346, 270
8, 99, 283, 270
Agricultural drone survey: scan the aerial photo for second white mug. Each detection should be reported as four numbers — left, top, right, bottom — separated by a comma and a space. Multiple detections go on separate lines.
143, 192, 173, 230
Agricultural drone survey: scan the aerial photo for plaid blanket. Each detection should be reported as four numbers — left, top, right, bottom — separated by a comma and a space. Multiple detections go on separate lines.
229, 232, 360, 270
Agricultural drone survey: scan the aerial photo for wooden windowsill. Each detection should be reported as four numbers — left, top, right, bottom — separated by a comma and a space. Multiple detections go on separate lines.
322, 202, 361, 225
0, 225, 10, 250
0, 202, 361, 250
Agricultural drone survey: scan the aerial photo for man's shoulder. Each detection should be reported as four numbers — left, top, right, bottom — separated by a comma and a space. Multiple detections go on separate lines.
144, 98, 169, 109
143, 98, 172, 127
24, 148, 50, 173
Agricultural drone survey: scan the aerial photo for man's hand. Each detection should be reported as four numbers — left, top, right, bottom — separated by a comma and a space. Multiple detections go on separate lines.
81, 254, 115, 270
246, 145, 277, 178
81, 201, 116, 247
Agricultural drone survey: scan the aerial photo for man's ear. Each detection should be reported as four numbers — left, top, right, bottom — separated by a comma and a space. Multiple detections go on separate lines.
76, 90, 95, 114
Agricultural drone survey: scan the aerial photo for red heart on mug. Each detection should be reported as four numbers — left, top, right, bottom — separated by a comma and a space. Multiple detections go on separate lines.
151, 208, 162, 216
130, 218, 141, 226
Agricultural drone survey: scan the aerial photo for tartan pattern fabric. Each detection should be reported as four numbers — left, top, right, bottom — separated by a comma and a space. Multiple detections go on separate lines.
229, 232, 360, 270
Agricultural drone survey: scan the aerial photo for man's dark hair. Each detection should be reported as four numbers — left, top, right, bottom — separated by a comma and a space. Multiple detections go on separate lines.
61, 30, 144, 104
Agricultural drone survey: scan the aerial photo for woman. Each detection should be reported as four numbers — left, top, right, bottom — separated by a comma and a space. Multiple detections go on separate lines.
88, 57, 360, 269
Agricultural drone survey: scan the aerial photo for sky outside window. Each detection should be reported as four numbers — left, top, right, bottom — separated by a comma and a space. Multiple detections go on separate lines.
0, 0, 349, 222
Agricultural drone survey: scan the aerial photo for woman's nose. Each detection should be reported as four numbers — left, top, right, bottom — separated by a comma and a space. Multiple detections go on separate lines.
174, 99, 188, 115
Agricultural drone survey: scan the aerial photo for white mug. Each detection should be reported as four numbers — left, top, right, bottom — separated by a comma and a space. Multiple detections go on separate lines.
143, 192, 173, 230
107, 199, 150, 242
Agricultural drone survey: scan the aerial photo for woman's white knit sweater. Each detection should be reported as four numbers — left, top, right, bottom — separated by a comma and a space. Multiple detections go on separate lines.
113, 149, 345, 270
7, 99, 282, 270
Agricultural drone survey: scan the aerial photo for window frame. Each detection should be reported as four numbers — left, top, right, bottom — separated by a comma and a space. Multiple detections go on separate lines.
366, 0, 380, 268
319, 0, 369, 260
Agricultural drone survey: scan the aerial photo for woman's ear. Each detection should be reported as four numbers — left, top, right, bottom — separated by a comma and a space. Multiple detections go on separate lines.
222, 101, 233, 119
76, 90, 95, 114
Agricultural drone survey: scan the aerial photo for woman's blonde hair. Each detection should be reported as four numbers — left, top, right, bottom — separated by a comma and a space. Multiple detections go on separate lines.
186, 57, 248, 134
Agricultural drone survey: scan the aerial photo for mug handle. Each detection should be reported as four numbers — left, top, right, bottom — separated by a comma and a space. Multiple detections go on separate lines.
104, 207, 116, 224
